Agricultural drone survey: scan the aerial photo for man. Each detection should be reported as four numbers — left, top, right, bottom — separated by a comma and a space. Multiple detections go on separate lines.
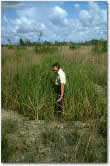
52, 62, 66, 119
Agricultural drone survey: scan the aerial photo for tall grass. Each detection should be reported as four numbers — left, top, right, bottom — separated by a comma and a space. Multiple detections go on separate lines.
35, 45, 58, 54
1, 45, 107, 121
1, 45, 107, 163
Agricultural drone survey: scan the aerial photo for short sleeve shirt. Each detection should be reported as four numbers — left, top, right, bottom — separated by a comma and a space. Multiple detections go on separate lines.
55, 68, 66, 85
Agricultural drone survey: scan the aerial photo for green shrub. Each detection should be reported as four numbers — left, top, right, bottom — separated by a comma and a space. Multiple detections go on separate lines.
69, 44, 80, 50
92, 41, 107, 53
8, 45, 13, 49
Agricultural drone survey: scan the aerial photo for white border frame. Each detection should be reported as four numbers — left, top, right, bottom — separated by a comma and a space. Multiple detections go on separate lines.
0, 0, 109, 166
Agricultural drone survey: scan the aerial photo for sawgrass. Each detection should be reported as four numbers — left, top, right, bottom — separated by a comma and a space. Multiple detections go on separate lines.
1, 45, 107, 121
1, 45, 107, 163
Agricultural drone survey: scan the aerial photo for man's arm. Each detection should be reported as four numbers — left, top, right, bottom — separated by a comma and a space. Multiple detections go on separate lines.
61, 83, 64, 97
57, 83, 64, 102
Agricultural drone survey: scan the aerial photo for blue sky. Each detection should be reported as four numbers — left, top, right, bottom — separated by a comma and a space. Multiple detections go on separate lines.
1, 1, 107, 44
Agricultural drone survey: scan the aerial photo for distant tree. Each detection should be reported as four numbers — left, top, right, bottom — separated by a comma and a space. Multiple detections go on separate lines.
43, 41, 51, 46
38, 31, 43, 43
19, 38, 25, 46
55, 41, 59, 46
7, 38, 12, 45
7, 38, 13, 48
25, 39, 32, 46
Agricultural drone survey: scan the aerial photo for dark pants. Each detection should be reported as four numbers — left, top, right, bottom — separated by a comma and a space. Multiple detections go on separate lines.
54, 85, 64, 119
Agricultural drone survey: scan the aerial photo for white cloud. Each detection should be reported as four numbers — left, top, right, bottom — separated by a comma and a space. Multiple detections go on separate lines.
49, 6, 68, 27
52, 6, 68, 18
79, 1, 107, 39
15, 18, 45, 34
1, 2, 107, 44
16, 7, 37, 19
14, 7, 46, 36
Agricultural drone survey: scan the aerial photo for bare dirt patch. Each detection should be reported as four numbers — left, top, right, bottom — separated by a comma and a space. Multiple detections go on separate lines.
1, 109, 106, 163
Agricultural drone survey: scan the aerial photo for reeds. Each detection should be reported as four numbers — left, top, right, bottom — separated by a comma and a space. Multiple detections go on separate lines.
1, 45, 107, 121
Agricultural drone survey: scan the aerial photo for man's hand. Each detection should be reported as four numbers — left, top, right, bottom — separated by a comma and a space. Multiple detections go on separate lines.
57, 83, 64, 102
57, 96, 63, 102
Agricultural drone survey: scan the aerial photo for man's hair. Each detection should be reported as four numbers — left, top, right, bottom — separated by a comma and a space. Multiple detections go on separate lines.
52, 62, 60, 69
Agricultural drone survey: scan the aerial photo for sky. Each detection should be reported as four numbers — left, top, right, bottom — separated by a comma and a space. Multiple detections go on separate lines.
1, 1, 107, 44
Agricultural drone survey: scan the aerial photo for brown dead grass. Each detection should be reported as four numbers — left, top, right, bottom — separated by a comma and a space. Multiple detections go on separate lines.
61, 46, 106, 67
1, 46, 106, 82
1, 47, 43, 79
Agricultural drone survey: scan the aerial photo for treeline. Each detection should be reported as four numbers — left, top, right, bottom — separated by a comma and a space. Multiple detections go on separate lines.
83, 39, 107, 46
2, 38, 107, 47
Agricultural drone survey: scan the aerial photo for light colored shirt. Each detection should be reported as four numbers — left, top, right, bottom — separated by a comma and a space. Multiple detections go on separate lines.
55, 68, 66, 85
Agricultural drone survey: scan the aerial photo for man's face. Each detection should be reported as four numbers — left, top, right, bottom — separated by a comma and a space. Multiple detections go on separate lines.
52, 66, 59, 73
